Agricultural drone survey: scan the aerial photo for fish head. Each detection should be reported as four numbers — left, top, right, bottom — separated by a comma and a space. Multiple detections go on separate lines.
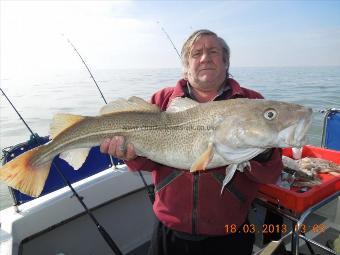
273, 102, 313, 148
214, 99, 313, 149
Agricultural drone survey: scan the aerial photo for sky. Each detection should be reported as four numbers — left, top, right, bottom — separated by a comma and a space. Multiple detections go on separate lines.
1, 0, 340, 76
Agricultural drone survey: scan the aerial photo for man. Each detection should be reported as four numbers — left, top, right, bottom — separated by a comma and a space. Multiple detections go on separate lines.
100, 29, 283, 255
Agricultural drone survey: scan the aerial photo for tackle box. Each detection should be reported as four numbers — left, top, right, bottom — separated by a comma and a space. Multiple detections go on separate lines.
257, 145, 340, 214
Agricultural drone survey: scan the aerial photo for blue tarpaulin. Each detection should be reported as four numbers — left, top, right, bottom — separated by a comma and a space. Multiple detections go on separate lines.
323, 109, 340, 151
3, 136, 123, 205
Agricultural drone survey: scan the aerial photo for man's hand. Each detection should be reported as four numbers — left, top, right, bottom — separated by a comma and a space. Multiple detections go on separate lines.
100, 136, 137, 161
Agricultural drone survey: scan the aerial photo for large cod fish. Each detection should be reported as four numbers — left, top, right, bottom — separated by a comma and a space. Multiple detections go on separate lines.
0, 97, 312, 197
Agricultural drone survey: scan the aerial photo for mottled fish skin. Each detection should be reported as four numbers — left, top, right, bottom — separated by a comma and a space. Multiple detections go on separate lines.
32, 98, 312, 170
0, 97, 313, 197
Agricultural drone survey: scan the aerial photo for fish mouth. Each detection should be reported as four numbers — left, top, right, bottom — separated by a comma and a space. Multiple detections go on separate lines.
278, 108, 313, 147
293, 113, 312, 145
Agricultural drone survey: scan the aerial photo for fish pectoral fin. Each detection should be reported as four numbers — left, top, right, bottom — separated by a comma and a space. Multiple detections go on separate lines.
220, 162, 250, 195
0, 146, 52, 197
190, 143, 214, 172
59, 148, 91, 170
221, 164, 237, 194
50, 113, 86, 139
100, 96, 160, 115
167, 97, 200, 112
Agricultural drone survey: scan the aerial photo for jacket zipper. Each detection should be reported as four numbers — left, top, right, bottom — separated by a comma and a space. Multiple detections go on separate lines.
192, 173, 199, 234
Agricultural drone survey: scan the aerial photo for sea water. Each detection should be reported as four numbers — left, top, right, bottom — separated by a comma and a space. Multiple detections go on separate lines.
0, 66, 339, 210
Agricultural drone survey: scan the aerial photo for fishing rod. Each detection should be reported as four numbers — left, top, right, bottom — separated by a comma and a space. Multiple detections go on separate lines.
61, 34, 107, 104
0, 88, 36, 137
157, 21, 181, 60
0, 88, 123, 255
51, 161, 122, 255
63, 35, 155, 204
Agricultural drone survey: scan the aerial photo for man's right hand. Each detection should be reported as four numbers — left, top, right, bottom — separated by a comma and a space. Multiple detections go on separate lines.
100, 136, 137, 161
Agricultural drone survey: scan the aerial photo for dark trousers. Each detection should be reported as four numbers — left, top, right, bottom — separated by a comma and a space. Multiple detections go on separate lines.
263, 211, 284, 245
148, 220, 255, 255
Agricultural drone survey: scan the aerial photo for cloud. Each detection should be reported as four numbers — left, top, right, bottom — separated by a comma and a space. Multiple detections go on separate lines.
1, 0, 339, 75
0, 1, 170, 75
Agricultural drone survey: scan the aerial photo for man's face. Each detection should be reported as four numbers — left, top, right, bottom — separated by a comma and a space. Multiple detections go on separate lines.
186, 35, 226, 91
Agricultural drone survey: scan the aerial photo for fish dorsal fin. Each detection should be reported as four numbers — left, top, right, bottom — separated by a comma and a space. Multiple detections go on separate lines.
167, 97, 200, 112
100, 96, 160, 115
50, 113, 85, 139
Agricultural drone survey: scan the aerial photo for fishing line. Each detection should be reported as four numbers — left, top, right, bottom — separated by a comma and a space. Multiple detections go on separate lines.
63, 35, 155, 205
0, 88, 122, 255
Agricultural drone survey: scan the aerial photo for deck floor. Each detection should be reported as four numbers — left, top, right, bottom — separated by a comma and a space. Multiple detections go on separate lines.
128, 204, 340, 255
128, 216, 339, 255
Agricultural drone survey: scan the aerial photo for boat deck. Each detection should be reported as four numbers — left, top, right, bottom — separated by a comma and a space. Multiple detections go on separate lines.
126, 202, 340, 255
1, 176, 338, 255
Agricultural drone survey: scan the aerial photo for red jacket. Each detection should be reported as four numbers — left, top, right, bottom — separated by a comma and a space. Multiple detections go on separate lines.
126, 78, 283, 235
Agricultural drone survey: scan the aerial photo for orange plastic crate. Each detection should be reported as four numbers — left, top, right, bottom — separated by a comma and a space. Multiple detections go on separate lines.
258, 145, 340, 213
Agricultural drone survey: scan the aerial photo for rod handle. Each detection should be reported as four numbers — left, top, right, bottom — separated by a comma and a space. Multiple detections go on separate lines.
98, 225, 123, 255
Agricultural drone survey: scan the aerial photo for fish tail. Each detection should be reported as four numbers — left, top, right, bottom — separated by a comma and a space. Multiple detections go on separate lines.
0, 147, 52, 197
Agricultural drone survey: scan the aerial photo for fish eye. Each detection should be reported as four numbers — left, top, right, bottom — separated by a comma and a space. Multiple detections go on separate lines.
264, 109, 277, 120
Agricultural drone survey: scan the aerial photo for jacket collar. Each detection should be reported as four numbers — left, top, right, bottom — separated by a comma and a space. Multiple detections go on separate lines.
169, 77, 245, 102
